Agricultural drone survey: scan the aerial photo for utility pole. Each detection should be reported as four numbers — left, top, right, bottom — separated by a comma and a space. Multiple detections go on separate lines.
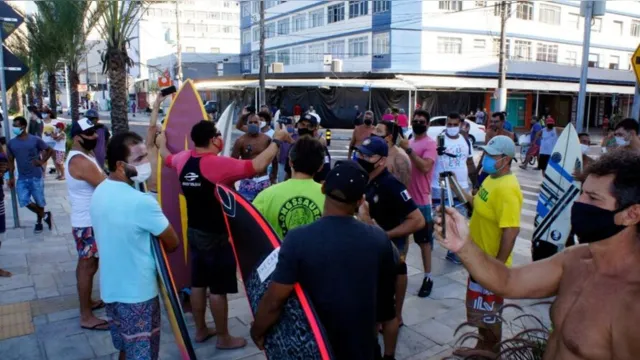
496, 0, 508, 113
258, 0, 266, 106
175, 0, 183, 86
575, 1, 594, 132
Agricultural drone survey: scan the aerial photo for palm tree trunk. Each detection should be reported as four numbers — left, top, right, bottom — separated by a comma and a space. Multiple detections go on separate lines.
35, 82, 43, 109
68, 62, 80, 122
26, 85, 35, 106
48, 73, 57, 114
9, 88, 19, 114
108, 58, 129, 135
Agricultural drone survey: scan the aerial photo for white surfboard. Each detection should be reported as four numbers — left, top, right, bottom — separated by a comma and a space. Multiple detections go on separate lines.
216, 102, 236, 156
532, 124, 582, 257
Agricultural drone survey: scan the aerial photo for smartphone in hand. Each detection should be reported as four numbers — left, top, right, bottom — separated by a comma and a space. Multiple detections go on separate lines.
160, 85, 177, 97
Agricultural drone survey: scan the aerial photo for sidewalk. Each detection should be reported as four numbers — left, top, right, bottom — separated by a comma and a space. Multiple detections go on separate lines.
0, 174, 549, 360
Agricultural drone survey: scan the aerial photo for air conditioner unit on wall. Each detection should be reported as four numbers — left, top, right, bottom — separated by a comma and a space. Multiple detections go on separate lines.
331, 59, 342, 72
270, 62, 284, 73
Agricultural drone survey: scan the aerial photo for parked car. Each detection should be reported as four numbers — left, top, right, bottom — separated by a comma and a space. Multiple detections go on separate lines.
405, 116, 486, 145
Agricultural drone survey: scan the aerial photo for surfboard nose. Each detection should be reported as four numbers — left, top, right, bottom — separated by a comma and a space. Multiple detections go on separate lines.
216, 185, 237, 217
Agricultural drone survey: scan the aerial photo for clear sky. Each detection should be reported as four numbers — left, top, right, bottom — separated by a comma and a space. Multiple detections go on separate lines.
24, 1, 36, 14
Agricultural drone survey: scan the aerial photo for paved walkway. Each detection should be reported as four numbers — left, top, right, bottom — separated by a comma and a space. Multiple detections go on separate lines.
0, 167, 551, 360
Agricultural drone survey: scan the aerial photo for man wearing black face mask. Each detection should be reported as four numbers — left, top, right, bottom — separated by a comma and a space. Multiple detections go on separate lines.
434, 149, 640, 359
348, 110, 375, 160
357, 136, 425, 360
284, 114, 331, 183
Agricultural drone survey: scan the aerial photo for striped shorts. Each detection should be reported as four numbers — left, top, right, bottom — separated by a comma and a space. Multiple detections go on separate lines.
105, 296, 161, 360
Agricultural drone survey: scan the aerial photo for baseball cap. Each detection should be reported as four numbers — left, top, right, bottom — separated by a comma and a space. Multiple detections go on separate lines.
546, 117, 555, 125
480, 135, 516, 158
85, 109, 99, 119
323, 161, 369, 204
356, 136, 389, 157
298, 113, 318, 127
277, 116, 293, 125
71, 117, 96, 138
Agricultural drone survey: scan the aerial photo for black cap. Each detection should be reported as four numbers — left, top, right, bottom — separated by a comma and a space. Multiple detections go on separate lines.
324, 161, 369, 204
298, 113, 318, 127
356, 136, 388, 157
70, 118, 96, 138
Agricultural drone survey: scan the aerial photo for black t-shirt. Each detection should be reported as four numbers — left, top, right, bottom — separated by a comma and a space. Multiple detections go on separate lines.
271, 216, 395, 360
365, 169, 418, 241
284, 145, 331, 183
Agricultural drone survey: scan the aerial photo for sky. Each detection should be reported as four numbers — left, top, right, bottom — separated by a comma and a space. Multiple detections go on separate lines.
24, 1, 36, 14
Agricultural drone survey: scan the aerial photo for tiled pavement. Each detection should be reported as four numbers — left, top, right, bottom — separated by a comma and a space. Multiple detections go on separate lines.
0, 163, 553, 360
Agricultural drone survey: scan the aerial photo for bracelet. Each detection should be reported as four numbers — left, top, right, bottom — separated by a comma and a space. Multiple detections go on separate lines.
271, 139, 282, 148
404, 147, 413, 156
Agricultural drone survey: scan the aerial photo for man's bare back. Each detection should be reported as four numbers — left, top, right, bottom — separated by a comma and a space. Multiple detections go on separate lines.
353, 125, 374, 146
386, 146, 411, 188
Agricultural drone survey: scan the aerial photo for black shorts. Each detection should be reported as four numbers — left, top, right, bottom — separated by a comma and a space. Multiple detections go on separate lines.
376, 270, 397, 323
538, 154, 551, 171
187, 228, 238, 295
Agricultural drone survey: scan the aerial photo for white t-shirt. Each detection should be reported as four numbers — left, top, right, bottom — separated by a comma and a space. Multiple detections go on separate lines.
431, 134, 472, 199
540, 128, 558, 155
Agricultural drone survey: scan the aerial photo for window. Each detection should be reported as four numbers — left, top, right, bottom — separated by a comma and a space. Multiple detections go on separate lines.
373, 0, 390, 13
437, 37, 462, 54
292, 46, 306, 65
185, 46, 196, 52
613, 20, 623, 35
223, 26, 233, 33
609, 55, 620, 70
349, 1, 368, 18
516, 1, 533, 20
278, 18, 290, 35
252, 1, 260, 14
539, 4, 561, 25
265, 0, 278, 9
348, 36, 368, 57
513, 40, 532, 61
241, 2, 250, 17
293, 14, 306, 32
196, 24, 207, 33
265, 22, 276, 38
224, 1, 231, 7
242, 30, 251, 44
328, 40, 345, 59
475, 1, 487, 7
252, 52, 259, 69
207, 12, 221, 20
265, 52, 276, 66
253, 27, 260, 42
210, 48, 220, 53
588, 53, 599, 67
309, 9, 324, 28
631, 20, 640, 37
243, 57, 250, 71
308, 43, 324, 62
493, 2, 511, 16
492, 38, 511, 57
373, 33, 390, 55
591, 18, 602, 32
473, 39, 486, 49
536, 43, 558, 63
567, 13, 580, 29
184, 11, 195, 18
439, 1, 462, 11
277, 49, 290, 65
328, 3, 345, 23
566, 51, 577, 66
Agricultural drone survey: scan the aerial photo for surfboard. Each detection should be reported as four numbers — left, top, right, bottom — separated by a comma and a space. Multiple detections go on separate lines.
215, 184, 334, 360
215, 102, 236, 156
532, 124, 582, 261
157, 79, 209, 291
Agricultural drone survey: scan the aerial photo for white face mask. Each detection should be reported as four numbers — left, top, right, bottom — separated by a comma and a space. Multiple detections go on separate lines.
446, 127, 460, 137
131, 163, 152, 183
580, 144, 589, 154
615, 136, 630, 147
260, 121, 267, 129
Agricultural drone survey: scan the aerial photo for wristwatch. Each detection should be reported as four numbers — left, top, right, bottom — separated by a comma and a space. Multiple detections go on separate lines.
404, 147, 413, 156
271, 139, 282, 148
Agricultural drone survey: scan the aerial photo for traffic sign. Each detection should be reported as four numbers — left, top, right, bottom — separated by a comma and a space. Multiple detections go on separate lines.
2, 46, 28, 89
633, 44, 640, 86
0, 2, 24, 41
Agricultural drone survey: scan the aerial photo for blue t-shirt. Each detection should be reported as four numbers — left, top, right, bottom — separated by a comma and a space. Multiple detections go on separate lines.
503, 121, 513, 132
7, 135, 49, 179
90, 179, 169, 304
530, 123, 542, 145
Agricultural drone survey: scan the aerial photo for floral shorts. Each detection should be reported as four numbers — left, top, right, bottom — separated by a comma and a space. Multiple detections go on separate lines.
55, 151, 66, 165
238, 177, 270, 202
106, 297, 161, 360
72, 227, 99, 259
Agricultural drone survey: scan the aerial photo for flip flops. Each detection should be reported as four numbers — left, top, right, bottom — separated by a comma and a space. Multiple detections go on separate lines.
81, 320, 110, 331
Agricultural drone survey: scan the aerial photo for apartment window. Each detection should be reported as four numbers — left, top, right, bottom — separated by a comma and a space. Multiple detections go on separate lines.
348, 36, 368, 58
516, 1, 533, 21
253, 27, 260, 42
437, 37, 462, 54
328, 40, 345, 59
308, 43, 324, 62
243, 57, 250, 71
439, 1, 462, 12
292, 46, 306, 65
224, 1, 231, 7
566, 51, 577, 66
492, 38, 511, 57
591, 18, 602, 33
210, 48, 220, 53
184, 11, 195, 18
631, 20, 640, 37
241, 2, 250, 17
196, 24, 207, 33
473, 39, 486, 49
252, 1, 260, 14
277, 49, 290, 66
185, 47, 196, 53
493, 2, 511, 16
373, 0, 390, 13
539, 4, 561, 25
536, 43, 558, 63
207, 12, 221, 20
242, 30, 251, 44
349, 1, 368, 18
328, 3, 345, 23
309, 9, 324, 28
588, 53, 599, 67
613, 20, 623, 35
278, 18, 290, 35
252, 52, 259, 69
265, 52, 276, 66
293, 14, 306, 32
373, 32, 390, 55
265, 22, 276, 38
513, 40, 532, 61
567, 13, 580, 29
475, 1, 487, 7
223, 26, 233, 33
209, 25, 221, 33
609, 55, 620, 70
265, 0, 278, 9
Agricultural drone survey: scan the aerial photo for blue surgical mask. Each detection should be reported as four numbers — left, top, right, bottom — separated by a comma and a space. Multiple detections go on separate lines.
482, 155, 502, 175
12, 127, 23, 136
247, 123, 259, 135
286, 127, 294, 134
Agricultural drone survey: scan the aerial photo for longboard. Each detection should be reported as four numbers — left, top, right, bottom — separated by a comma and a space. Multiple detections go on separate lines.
157, 79, 209, 291
215, 102, 236, 156
215, 184, 334, 360
532, 124, 582, 261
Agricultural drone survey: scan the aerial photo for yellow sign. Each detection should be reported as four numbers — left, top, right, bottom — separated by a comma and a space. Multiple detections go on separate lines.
633, 44, 640, 85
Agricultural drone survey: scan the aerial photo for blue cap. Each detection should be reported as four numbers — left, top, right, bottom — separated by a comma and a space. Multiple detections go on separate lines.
85, 109, 99, 119
356, 136, 388, 157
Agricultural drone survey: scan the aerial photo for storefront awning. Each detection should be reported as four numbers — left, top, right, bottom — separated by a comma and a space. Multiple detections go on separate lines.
195, 78, 415, 91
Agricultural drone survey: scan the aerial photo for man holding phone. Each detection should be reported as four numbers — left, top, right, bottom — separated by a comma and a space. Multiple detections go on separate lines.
146, 92, 170, 197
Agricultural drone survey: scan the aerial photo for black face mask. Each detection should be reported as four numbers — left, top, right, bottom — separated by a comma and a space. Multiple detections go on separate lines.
357, 157, 378, 173
364, 119, 373, 126
570, 202, 627, 244
80, 137, 97, 151
412, 123, 427, 135
547, 125, 554, 130
297, 128, 313, 137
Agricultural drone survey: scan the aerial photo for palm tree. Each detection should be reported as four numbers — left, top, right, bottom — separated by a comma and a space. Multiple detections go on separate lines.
95, 1, 148, 134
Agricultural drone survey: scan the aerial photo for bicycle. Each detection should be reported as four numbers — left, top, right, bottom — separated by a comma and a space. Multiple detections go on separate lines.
519, 143, 538, 166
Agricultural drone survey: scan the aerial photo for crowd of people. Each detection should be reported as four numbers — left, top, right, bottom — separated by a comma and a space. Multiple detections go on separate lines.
1, 95, 640, 360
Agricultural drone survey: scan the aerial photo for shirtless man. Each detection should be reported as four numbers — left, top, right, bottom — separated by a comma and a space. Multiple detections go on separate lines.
374, 120, 411, 188
145, 94, 167, 197
348, 110, 375, 160
435, 149, 640, 359
232, 113, 277, 201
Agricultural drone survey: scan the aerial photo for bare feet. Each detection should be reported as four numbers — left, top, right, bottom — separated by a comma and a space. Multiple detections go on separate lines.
80, 316, 110, 331
195, 327, 217, 343
0, 269, 12, 277
216, 335, 247, 350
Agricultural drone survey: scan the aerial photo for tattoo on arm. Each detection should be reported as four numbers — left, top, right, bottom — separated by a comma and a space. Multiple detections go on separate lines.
393, 155, 412, 188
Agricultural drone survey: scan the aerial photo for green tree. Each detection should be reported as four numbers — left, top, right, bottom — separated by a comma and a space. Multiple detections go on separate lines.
95, 1, 148, 134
